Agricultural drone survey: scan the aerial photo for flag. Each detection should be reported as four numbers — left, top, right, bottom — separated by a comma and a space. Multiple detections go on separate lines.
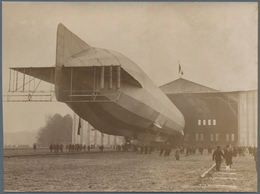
77, 117, 81, 135
179, 63, 184, 75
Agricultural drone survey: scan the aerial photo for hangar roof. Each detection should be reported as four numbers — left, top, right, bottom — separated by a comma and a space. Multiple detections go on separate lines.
159, 78, 219, 94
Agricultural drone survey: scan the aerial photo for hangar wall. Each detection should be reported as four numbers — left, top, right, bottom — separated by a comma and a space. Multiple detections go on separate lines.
72, 113, 124, 146
238, 90, 258, 147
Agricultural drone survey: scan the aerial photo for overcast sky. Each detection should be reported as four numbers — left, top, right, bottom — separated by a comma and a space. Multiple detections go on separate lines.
2, 2, 258, 134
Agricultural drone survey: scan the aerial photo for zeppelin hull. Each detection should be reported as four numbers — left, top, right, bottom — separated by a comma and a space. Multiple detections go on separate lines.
67, 87, 184, 145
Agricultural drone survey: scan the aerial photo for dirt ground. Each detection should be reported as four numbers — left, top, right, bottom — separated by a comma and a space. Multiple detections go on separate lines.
3, 150, 257, 192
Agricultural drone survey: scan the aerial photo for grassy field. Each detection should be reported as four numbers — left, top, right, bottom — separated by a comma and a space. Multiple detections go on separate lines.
3, 150, 257, 192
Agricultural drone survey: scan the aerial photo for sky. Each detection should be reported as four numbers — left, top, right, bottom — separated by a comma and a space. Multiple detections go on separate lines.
2, 2, 258, 134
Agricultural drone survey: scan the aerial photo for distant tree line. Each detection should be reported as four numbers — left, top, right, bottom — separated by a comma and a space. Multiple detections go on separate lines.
37, 113, 72, 146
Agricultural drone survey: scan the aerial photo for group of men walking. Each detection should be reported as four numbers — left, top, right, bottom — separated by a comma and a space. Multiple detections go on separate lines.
212, 145, 258, 172
212, 145, 231, 172
49, 143, 92, 152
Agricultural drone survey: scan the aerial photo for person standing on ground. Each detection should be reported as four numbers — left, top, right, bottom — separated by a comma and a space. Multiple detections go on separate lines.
233, 146, 238, 157
33, 144, 37, 151
60, 144, 63, 152
212, 146, 225, 172
199, 146, 203, 155
100, 145, 104, 152
49, 143, 53, 152
159, 148, 164, 156
175, 147, 180, 160
225, 145, 233, 170
186, 145, 190, 156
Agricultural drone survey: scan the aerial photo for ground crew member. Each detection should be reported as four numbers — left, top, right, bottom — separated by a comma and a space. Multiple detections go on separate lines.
186, 146, 190, 156
175, 147, 180, 160
159, 148, 164, 156
49, 144, 53, 152
225, 145, 233, 170
199, 146, 203, 155
233, 146, 238, 157
100, 145, 104, 152
212, 146, 225, 172
33, 144, 37, 151
56, 144, 59, 152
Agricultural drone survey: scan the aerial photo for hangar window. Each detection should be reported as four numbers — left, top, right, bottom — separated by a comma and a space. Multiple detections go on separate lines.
203, 120, 206, 125
196, 134, 199, 141
208, 120, 211, 125
213, 119, 216, 125
231, 134, 234, 141
200, 134, 203, 141
198, 120, 201, 125
211, 134, 214, 141
216, 134, 219, 141
226, 134, 229, 141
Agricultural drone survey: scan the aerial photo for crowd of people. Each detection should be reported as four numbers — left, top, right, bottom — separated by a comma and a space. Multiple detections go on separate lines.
47, 143, 115, 153
133, 144, 258, 167
47, 143, 134, 153
49, 143, 94, 152
49, 143, 65, 152
46, 142, 257, 171
134, 144, 206, 160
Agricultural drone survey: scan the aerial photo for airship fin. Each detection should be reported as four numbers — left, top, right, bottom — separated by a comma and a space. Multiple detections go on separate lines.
56, 23, 91, 69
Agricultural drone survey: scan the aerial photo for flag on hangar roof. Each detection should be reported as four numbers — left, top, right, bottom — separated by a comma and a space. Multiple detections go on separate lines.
179, 63, 184, 75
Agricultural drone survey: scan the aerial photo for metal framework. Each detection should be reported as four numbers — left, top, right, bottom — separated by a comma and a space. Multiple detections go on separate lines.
61, 66, 121, 103
6, 68, 55, 102
5, 66, 121, 103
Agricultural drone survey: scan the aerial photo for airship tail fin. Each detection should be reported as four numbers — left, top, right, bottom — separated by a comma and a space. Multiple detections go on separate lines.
56, 23, 91, 69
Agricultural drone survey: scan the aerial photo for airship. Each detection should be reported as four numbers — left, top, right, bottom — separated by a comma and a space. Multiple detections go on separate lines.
10, 23, 185, 146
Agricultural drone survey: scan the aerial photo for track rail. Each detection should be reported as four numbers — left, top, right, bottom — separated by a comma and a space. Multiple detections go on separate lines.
198, 163, 238, 190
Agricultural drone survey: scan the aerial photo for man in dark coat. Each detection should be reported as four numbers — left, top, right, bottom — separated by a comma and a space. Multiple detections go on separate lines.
225, 145, 233, 169
212, 146, 225, 172
100, 145, 104, 152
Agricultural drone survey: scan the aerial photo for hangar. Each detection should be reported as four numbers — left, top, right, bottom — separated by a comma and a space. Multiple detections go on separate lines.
160, 78, 257, 147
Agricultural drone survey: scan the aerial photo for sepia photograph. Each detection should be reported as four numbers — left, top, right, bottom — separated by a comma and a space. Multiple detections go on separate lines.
2, 2, 258, 192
